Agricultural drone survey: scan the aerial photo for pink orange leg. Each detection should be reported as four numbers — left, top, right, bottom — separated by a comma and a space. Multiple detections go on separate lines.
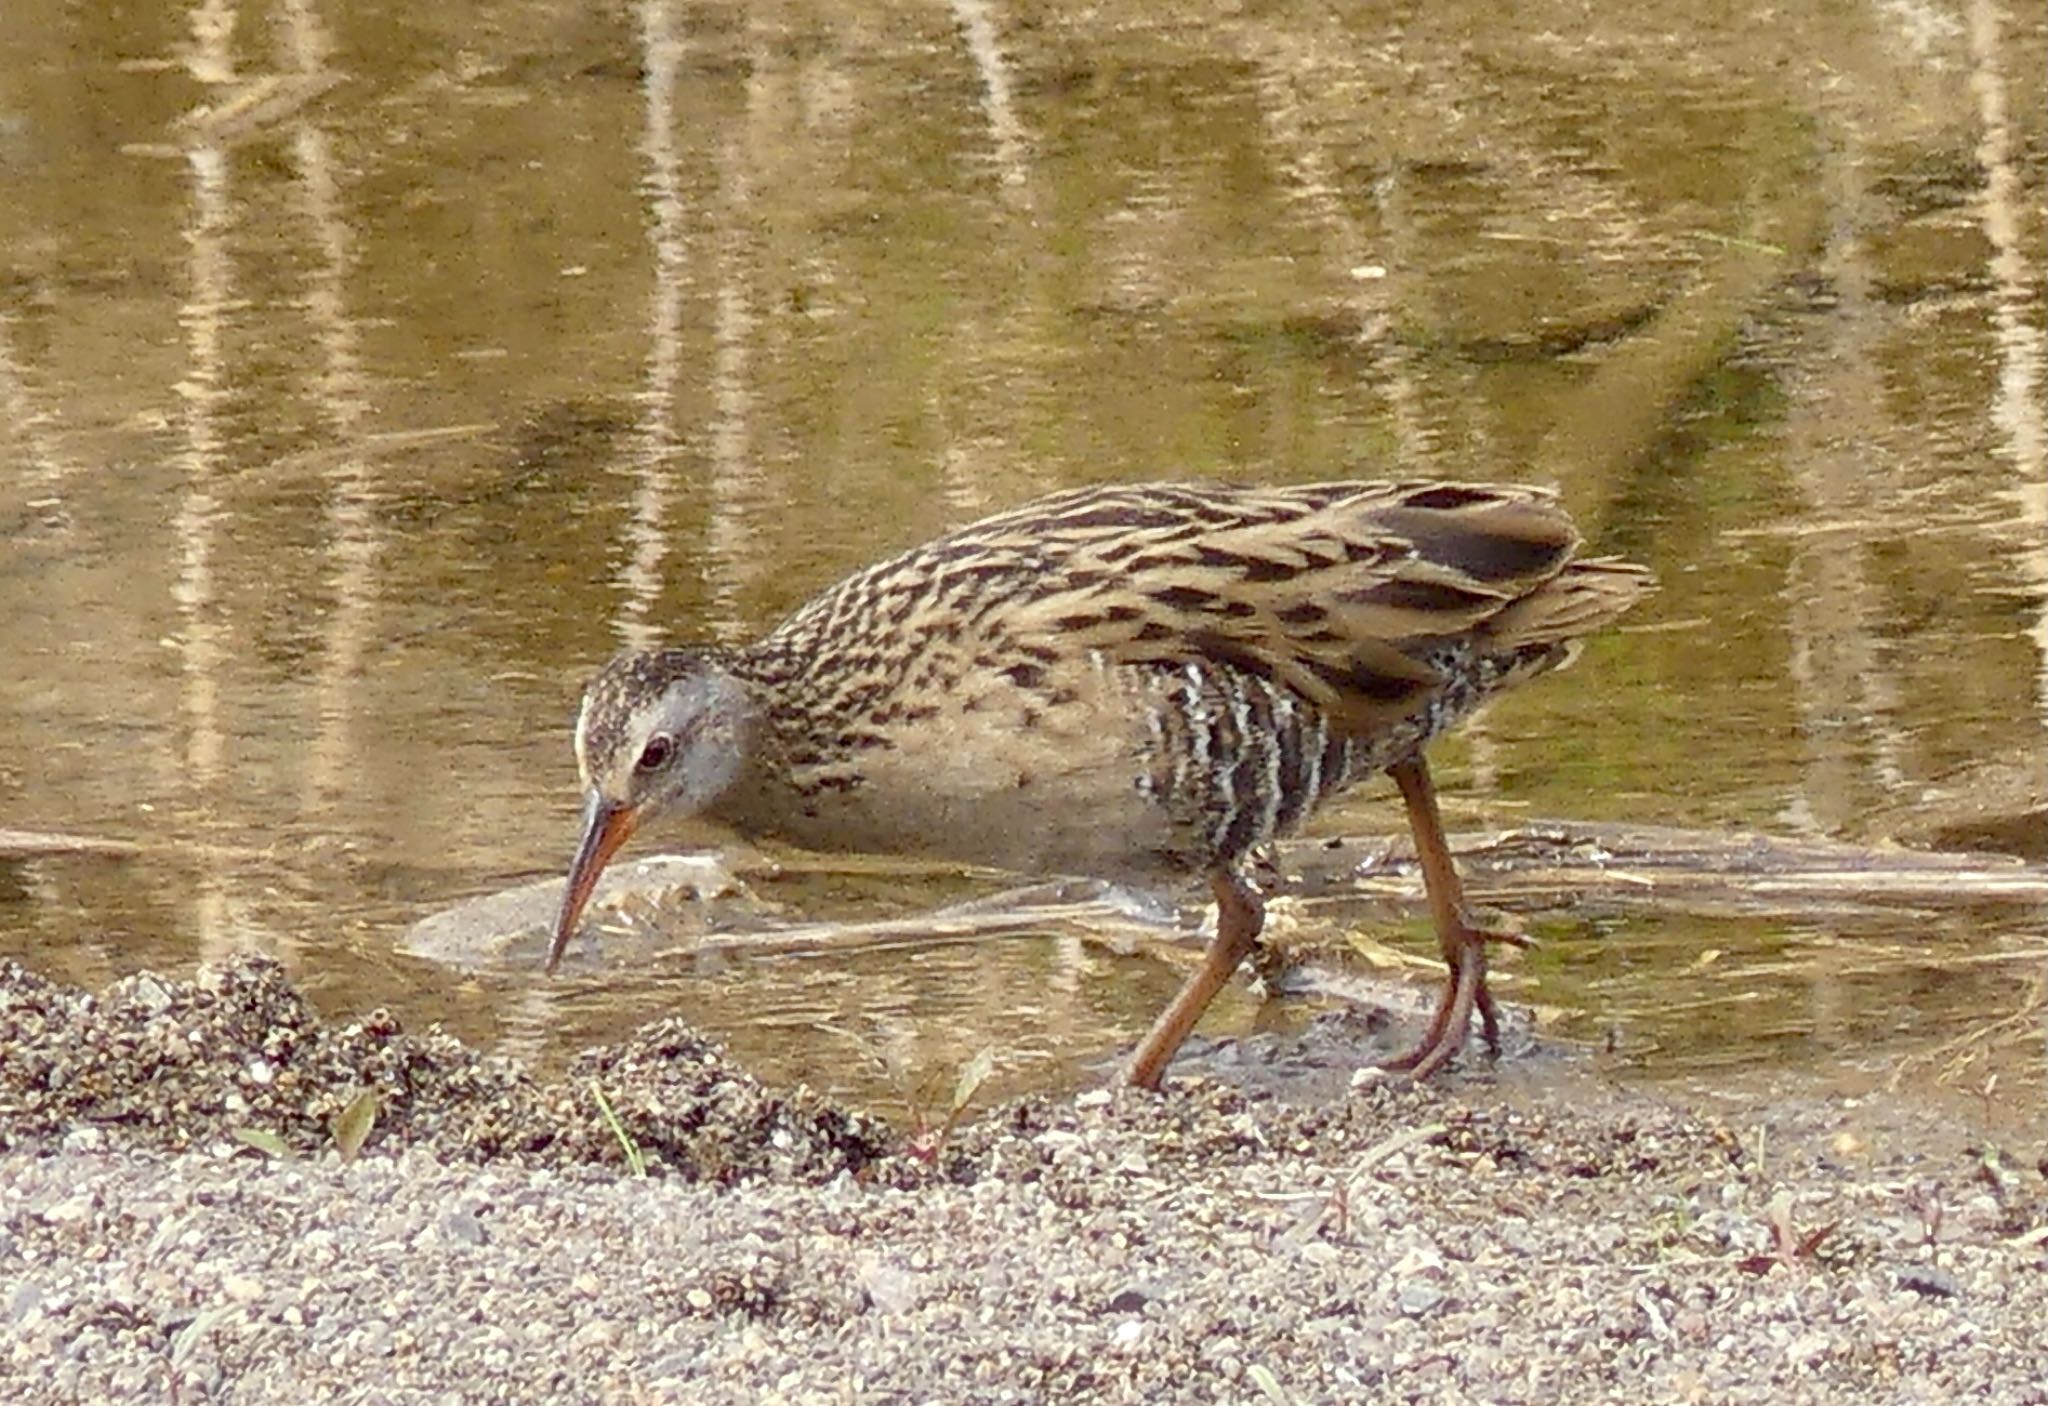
1122, 871, 1264, 1090
1378, 754, 1529, 1080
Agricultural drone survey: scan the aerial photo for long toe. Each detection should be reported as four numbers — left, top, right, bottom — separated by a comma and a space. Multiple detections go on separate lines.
1380, 936, 1487, 1079
1475, 978, 1504, 1056
1378, 914, 1538, 1078
1377, 962, 1461, 1074
1404, 940, 1484, 1081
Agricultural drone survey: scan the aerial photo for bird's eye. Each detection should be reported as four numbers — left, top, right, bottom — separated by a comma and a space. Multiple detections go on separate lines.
635, 735, 674, 772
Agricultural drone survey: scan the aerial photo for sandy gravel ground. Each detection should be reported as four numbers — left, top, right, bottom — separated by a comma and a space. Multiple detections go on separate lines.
2, 958, 2045, 1404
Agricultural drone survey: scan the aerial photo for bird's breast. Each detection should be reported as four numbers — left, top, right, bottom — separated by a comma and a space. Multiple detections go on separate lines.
708, 654, 1188, 884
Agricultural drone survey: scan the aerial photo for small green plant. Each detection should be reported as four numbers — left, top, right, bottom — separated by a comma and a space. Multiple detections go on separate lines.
330, 1089, 378, 1162
1248, 1363, 1299, 1405
906, 1046, 997, 1163
229, 1126, 292, 1159
591, 1081, 647, 1178
167, 1304, 227, 1406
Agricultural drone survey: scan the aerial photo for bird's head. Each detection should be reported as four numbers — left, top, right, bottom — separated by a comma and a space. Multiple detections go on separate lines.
546, 647, 756, 972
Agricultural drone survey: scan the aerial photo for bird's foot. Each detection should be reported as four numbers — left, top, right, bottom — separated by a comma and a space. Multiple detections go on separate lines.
1378, 918, 1530, 1081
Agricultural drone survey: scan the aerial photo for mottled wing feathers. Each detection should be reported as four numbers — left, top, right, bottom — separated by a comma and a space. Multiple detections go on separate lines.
769, 481, 1643, 735
967, 482, 1585, 733
1484, 556, 1657, 649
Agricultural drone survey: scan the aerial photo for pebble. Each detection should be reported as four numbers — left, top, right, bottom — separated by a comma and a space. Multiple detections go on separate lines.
1397, 1282, 1447, 1317
1898, 1264, 1962, 1299
42, 1194, 93, 1225
441, 1210, 489, 1246
7, 1284, 43, 1326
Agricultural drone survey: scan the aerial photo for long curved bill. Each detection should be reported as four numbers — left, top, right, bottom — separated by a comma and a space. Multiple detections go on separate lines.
546, 793, 640, 974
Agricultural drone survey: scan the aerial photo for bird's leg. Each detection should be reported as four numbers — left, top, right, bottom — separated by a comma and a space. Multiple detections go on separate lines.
1378, 753, 1530, 1079
1121, 870, 1264, 1091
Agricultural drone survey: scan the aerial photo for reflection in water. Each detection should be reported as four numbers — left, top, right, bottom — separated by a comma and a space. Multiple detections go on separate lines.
704, 128, 760, 641
0, 308, 75, 524
1232, 27, 1503, 788
1234, 24, 1432, 477
1779, 106, 1907, 839
615, 0, 689, 655
947, 0, 1030, 195
1964, 0, 2048, 1107
293, 97, 381, 812
1966, 0, 2048, 725
936, 0, 1039, 518
172, 133, 236, 960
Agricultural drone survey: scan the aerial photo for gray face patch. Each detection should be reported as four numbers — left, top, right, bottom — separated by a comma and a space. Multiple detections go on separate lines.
570, 646, 756, 819
575, 650, 696, 793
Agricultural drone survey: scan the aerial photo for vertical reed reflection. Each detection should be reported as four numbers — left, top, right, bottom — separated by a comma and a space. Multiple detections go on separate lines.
285, 4, 379, 819
935, 0, 1042, 518
1778, 115, 1907, 840
1965, 0, 2048, 726
703, 127, 760, 641
614, 0, 690, 655
946, 0, 1030, 196
1235, 27, 1492, 795
173, 5, 238, 958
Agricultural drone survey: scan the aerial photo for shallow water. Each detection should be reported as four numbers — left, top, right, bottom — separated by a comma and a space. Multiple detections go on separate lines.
2, 0, 2043, 1121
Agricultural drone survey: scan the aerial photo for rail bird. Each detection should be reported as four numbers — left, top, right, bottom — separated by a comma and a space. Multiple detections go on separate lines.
547, 480, 1653, 1087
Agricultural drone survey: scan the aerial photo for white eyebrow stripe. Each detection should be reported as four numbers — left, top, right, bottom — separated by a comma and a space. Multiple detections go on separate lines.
573, 697, 594, 782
